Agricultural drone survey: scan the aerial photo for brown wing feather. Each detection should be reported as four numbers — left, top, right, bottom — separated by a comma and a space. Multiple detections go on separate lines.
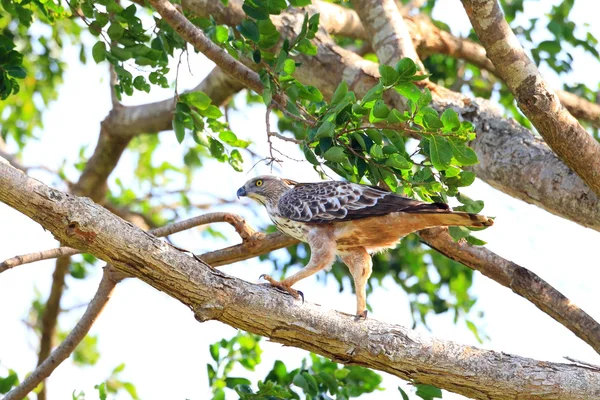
277, 181, 449, 223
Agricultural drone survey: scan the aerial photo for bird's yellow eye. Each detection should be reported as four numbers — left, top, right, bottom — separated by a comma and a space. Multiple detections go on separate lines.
255, 179, 263, 187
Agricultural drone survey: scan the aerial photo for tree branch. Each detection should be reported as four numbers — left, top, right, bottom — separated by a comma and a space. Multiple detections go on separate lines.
1, 163, 599, 399
148, 0, 264, 95
5, 267, 121, 400
461, 0, 600, 198
350, 0, 424, 69
419, 227, 600, 355
0, 247, 80, 273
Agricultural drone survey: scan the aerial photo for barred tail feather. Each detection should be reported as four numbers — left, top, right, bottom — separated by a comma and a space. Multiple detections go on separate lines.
426, 211, 494, 228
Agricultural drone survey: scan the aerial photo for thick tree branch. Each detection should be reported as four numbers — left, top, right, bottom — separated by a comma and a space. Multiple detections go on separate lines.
461, 0, 600, 197
419, 227, 600, 355
350, 0, 424, 69
1, 163, 599, 400
5, 267, 121, 400
148, 0, 264, 95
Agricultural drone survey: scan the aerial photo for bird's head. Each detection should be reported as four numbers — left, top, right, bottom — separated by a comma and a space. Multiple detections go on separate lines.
237, 175, 296, 206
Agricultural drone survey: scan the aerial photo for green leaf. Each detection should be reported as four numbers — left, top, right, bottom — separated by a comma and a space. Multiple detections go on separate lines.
5, 65, 26, 79
318, 372, 338, 395
110, 46, 132, 61
303, 145, 319, 165
202, 105, 223, 119
386, 154, 411, 169
242, 3, 269, 19
315, 121, 335, 139
289, 0, 312, 5
415, 384, 442, 400
466, 235, 487, 246
296, 38, 317, 55
323, 146, 346, 162
365, 128, 382, 144
214, 25, 229, 43
379, 65, 398, 86
333, 368, 350, 380
372, 100, 389, 119
428, 135, 452, 170
441, 108, 460, 130
302, 372, 319, 396
92, 41, 106, 63
398, 387, 410, 400
456, 193, 484, 213
361, 82, 383, 106
395, 58, 417, 80
209, 343, 219, 361
331, 80, 348, 105
107, 22, 125, 40
417, 87, 432, 110
445, 165, 460, 178
386, 109, 406, 124
0, 371, 18, 394
457, 171, 475, 187
292, 373, 309, 393
283, 58, 295, 74
182, 91, 212, 110
237, 19, 260, 42
448, 226, 470, 241
369, 144, 384, 159
225, 377, 252, 388
423, 114, 443, 129
173, 114, 186, 143
394, 82, 421, 102
95, 383, 108, 400
229, 149, 244, 171
448, 138, 478, 165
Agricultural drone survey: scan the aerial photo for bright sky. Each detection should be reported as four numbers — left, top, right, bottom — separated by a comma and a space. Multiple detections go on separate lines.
1, 1, 599, 399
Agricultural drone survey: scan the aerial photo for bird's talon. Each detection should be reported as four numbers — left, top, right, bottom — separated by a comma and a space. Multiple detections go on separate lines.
297, 290, 304, 304
259, 273, 267, 281
354, 310, 368, 321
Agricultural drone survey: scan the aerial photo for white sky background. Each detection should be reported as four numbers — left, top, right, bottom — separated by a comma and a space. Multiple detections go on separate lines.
1, 0, 600, 399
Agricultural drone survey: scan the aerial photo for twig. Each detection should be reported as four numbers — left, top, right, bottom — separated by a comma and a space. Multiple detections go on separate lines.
0, 213, 258, 272
268, 130, 303, 144
264, 105, 283, 168
4, 267, 122, 400
0, 247, 80, 273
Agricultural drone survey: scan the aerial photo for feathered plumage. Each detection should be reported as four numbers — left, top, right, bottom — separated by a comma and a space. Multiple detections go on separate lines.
237, 175, 493, 318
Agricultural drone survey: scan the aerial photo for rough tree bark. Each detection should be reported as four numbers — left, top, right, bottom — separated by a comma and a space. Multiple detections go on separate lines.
1, 162, 599, 400
461, 0, 600, 198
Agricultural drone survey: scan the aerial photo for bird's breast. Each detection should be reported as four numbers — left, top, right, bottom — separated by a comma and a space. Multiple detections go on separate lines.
269, 214, 309, 242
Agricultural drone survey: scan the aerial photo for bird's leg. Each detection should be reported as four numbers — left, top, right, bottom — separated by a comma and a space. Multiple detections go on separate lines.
338, 248, 372, 320
261, 229, 336, 302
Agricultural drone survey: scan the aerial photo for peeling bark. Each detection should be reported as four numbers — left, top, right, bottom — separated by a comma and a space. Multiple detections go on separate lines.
1, 163, 599, 400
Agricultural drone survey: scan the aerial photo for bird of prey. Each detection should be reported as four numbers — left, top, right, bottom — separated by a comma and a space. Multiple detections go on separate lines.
237, 175, 493, 319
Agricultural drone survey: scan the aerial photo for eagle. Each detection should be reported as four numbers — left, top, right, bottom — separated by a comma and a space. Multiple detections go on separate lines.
237, 175, 493, 319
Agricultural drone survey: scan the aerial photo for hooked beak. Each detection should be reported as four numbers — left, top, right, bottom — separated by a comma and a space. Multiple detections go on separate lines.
236, 187, 247, 199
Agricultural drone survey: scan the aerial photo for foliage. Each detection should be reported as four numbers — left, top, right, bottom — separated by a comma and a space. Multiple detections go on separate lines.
2, 0, 597, 398
205, 331, 443, 400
